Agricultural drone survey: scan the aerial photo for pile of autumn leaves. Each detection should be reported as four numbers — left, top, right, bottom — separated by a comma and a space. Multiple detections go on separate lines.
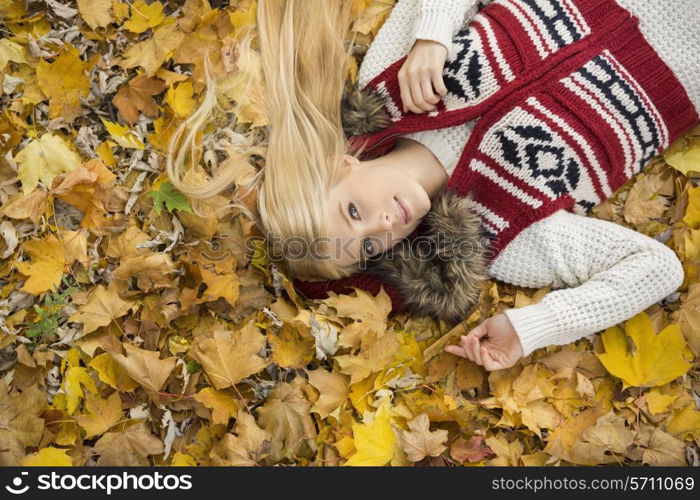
0, 0, 699, 467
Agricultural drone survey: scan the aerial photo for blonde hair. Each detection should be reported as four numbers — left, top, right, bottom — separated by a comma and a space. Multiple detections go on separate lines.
166, 0, 366, 280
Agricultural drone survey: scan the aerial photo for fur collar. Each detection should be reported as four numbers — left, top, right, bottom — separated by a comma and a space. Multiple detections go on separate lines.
342, 85, 488, 323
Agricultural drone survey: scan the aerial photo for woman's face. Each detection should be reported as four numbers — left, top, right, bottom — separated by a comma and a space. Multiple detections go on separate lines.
324, 155, 432, 268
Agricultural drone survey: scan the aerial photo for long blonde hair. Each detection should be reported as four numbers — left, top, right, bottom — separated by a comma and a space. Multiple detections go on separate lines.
166, 0, 365, 280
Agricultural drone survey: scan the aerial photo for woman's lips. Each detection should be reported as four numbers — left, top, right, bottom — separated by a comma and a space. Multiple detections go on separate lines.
395, 196, 412, 224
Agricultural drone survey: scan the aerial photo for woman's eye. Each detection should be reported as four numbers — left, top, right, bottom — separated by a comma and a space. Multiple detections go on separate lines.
363, 238, 374, 256
348, 203, 359, 220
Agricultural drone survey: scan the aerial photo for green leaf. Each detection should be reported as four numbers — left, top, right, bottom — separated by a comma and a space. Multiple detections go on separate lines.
146, 180, 194, 215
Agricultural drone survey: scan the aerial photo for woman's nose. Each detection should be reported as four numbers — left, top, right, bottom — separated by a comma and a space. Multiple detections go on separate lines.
379, 210, 393, 231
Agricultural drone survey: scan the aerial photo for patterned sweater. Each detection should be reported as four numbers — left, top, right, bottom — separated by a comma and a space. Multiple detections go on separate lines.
294, 0, 698, 357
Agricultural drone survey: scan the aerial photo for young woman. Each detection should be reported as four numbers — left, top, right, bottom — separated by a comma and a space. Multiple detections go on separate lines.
167, 0, 699, 371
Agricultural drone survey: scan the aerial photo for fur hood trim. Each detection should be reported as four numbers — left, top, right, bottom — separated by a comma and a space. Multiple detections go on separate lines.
341, 85, 391, 137
365, 186, 488, 324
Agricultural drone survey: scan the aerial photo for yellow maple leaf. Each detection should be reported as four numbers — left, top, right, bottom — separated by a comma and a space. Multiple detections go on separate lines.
197, 266, 240, 307
88, 352, 139, 391
666, 403, 700, 440
345, 403, 397, 466
61, 348, 98, 415
171, 451, 197, 466
77, 0, 113, 30
123, 0, 166, 33
685, 185, 700, 229
120, 22, 185, 76
0, 38, 26, 71
20, 447, 72, 466
14, 132, 81, 195
229, 0, 257, 37
35, 45, 90, 122
684, 228, 700, 263
165, 80, 196, 117
644, 387, 677, 415
352, 0, 396, 36
101, 119, 145, 149
193, 387, 239, 426
15, 233, 65, 295
663, 127, 700, 176
596, 312, 692, 389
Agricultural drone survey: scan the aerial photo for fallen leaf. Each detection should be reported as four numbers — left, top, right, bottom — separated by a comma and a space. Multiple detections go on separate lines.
396, 413, 448, 462
256, 377, 317, 463
596, 312, 692, 389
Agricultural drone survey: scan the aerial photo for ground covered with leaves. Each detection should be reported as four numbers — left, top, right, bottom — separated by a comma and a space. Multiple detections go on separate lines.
0, 0, 699, 467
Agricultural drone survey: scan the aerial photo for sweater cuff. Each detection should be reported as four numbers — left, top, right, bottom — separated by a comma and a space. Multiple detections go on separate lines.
413, 10, 454, 56
504, 301, 564, 358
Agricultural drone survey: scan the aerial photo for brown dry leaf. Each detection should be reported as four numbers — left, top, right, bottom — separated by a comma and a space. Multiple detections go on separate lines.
307, 368, 349, 418
52, 159, 116, 233
267, 324, 315, 369
0, 188, 48, 224
335, 330, 400, 384
256, 377, 317, 463
450, 435, 493, 463
188, 318, 267, 389
110, 343, 177, 396
323, 287, 392, 337
641, 427, 687, 465
69, 281, 136, 335
112, 252, 177, 292
543, 406, 613, 465
75, 392, 123, 439
623, 173, 668, 224
112, 74, 167, 125
210, 410, 271, 466
579, 409, 635, 455
0, 382, 46, 465
677, 282, 700, 356
93, 422, 164, 466
396, 413, 448, 462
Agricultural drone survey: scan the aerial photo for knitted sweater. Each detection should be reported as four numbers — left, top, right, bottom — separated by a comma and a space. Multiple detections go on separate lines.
294, 0, 698, 357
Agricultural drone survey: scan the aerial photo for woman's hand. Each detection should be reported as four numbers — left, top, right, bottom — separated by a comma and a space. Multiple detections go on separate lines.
398, 39, 449, 114
444, 313, 525, 370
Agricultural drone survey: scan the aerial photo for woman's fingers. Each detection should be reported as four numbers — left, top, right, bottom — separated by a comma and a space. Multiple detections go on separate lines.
432, 67, 448, 97
399, 68, 446, 113
481, 346, 500, 371
421, 76, 440, 107
468, 336, 482, 365
444, 344, 468, 358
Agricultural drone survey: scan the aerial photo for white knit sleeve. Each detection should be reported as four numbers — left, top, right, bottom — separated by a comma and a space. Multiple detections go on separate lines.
487, 210, 685, 358
400, 122, 476, 175
413, 0, 479, 55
